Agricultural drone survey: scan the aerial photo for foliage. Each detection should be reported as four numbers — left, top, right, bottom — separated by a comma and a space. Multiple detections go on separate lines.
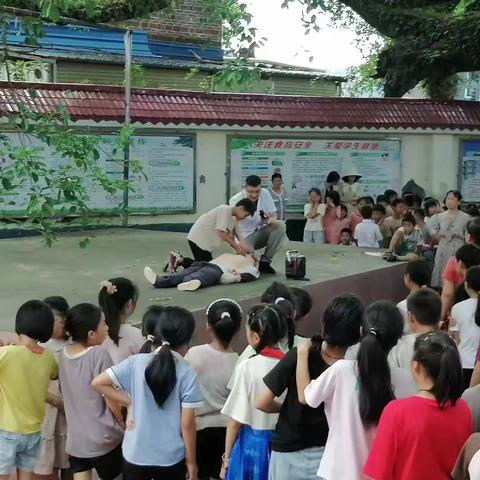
199, 59, 262, 92
343, 54, 383, 97
2, 0, 172, 23
114, 64, 147, 88
0, 0, 147, 246
281, 0, 480, 99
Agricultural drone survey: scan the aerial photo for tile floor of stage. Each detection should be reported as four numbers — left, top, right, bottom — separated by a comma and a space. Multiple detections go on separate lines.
0, 228, 397, 331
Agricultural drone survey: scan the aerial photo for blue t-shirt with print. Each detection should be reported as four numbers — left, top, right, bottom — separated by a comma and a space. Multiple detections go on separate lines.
109, 351, 202, 466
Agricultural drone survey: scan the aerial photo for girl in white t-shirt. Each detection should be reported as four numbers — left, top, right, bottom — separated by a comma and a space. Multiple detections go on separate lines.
296, 301, 415, 480
185, 298, 242, 480
98, 277, 144, 364
450, 266, 480, 390
303, 187, 327, 244
220, 304, 288, 480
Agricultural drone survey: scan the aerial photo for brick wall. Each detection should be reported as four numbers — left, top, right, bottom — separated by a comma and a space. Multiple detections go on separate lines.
118, 0, 222, 47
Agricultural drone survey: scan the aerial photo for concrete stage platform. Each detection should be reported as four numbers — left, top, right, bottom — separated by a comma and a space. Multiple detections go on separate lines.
0, 228, 408, 346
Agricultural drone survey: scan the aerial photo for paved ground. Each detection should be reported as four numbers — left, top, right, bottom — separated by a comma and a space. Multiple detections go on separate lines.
0, 228, 396, 332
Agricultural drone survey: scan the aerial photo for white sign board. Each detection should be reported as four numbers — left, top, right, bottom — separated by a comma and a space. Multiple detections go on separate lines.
230, 138, 401, 212
0, 134, 195, 215
461, 141, 480, 202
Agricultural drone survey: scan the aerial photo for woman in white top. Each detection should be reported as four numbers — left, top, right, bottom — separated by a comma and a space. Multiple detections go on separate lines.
296, 301, 415, 480
98, 277, 144, 364
450, 266, 480, 390
185, 298, 242, 480
303, 187, 327, 244
221, 304, 288, 480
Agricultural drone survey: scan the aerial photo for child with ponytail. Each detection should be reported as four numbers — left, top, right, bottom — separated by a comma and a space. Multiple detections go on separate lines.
364, 331, 472, 479
450, 266, 480, 390
92, 306, 202, 480
139, 305, 164, 353
220, 304, 288, 480
257, 294, 364, 480
185, 299, 242, 480
233, 282, 297, 370
296, 301, 415, 480
98, 278, 144, 364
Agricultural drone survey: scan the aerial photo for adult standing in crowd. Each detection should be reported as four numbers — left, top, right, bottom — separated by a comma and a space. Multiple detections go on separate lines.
440, 218, 480, 321
229, 175, 287, 274
430, 190, 471, 288
340, 169, 362, 212
269, 173, 288, 222
320, 171, 341, 203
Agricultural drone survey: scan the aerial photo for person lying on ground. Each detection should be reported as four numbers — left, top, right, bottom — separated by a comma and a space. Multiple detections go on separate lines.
143, 253, 259, 292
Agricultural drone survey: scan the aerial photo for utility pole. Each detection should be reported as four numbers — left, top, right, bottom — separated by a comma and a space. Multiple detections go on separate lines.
122, 29, 132, 227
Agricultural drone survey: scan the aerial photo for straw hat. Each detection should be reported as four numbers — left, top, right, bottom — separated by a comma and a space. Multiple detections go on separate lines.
341, 166, 362, 183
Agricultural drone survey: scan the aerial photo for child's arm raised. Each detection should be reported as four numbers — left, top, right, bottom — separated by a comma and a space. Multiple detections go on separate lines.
296, 338, 312, 404
182, 407, 198, 480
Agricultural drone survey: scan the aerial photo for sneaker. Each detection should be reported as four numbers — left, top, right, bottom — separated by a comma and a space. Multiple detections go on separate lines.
259, 261, 276, 274
177, 279, 201, 291
163, 251, 183, 273
144, 266, 158, 286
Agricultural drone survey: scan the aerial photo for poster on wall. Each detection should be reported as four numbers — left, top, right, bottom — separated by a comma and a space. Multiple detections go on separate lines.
461, 141, 480, 202
0, 134, 195, 216
229, 138, 401, 212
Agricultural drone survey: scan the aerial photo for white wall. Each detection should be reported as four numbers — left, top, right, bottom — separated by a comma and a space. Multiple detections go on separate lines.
430, 134, 461, 198
195, 130, 228, 212
130, 129, 474, 225
399, 134, 432, 193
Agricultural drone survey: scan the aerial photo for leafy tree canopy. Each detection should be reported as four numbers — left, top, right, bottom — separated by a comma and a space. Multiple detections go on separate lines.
1, 0, 171, 23
281, 0, 480, 98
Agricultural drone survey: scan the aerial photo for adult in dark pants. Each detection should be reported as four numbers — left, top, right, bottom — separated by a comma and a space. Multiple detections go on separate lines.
229, 175, 287, 274
186, 199, 255, 262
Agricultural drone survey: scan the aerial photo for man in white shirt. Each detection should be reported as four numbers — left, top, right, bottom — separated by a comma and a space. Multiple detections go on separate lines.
229, 175, 287, 274
187, 199, 255, 261
388, 288, 440, 370
354, 206, 383, 248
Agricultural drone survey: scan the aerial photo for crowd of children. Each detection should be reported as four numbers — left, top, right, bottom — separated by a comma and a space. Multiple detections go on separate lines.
4, 186, 480, 480
302, 186, 480, 272
1, 264, 480, 480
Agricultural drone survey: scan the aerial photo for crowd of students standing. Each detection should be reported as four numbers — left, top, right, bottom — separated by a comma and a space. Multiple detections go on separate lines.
3, 178, 480, 479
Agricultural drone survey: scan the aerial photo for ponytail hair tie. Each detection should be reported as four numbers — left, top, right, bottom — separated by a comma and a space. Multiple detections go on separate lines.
221, 312, 230, 319
99, 280, 117, 295
275, 297, 286, 305
146, 334, 155, 342
206, 298, 243, 316
369, 328, 378, 337
154, 341, 171, 354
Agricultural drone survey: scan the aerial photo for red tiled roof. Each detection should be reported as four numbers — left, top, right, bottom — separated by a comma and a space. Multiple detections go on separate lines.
1, 82, 480, 130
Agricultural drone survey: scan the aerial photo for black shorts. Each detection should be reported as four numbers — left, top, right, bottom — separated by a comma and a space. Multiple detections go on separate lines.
197, 427, 226, 480
123, 459, 186, 480
69, 443, 122, 480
